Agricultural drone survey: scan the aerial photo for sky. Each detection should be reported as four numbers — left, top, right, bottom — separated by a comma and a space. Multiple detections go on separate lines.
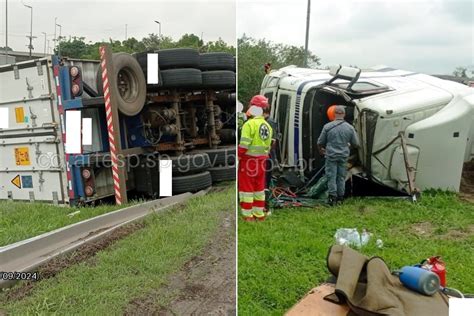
0, 0, 236, 54
0, 0, 472, 75
238, 0, 473, 75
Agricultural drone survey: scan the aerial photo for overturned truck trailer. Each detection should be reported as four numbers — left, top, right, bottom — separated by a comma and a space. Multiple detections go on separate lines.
262, 65, 474, 194
0, 48, 236, 205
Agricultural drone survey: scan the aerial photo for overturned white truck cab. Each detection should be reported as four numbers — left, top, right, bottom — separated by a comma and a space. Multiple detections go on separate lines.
262, 65, 474, 194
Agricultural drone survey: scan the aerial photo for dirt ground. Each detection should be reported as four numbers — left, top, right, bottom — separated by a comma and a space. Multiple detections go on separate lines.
460, 161, 474, 203
124, 211, 236, 316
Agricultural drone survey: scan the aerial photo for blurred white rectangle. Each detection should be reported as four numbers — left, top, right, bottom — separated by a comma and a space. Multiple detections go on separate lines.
65, 111, 82, 154
147, 53, 159, 84
450, 298, 474, 316
82, 118, 92, 145
0, 108, 8, 128
159, 159, 172, 196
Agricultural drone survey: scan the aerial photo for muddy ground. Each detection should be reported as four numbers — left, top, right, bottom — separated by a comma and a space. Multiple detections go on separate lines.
123, 211, 236, 316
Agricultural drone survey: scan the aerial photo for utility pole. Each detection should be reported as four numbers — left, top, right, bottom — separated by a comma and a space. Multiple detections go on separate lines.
41, 32, 46, 55
125, 24, 128, 40
4, 0, 7, 63
24, 3, 36, 58
304, 0, 311, 68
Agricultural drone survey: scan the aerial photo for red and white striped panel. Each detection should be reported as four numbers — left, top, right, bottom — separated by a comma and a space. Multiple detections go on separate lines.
99, 46, 122, 205
53, 65, 74, 200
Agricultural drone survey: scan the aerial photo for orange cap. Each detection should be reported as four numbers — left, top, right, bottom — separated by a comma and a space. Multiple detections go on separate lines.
327, 105, 337, 121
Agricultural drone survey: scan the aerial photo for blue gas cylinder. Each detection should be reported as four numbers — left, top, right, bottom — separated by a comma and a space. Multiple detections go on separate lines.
399, 266, 440, 296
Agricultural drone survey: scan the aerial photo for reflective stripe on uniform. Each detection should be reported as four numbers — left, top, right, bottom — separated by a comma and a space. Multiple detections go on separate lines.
240, 137, 252, 143
245, 152, 269, 157
239, 192, 254, 203
253, 191, 265, 201
241, 209, 253, 217
252, 207, 265, 218
248, 145, 269, 150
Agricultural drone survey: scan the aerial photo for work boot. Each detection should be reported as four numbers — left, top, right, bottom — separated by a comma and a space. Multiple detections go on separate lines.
256, 216, 266, 222
336, 196, 345, 205
327, 195, 337, 206
242, 216, 255, 222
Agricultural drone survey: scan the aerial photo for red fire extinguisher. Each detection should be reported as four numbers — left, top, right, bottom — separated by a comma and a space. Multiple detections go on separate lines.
421, 256, 446, 287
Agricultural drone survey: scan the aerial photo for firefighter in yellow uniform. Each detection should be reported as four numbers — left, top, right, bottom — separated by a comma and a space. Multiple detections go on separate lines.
238, 95, 273, 221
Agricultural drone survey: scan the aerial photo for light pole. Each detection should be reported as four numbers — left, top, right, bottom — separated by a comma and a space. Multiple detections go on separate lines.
24, 3, 35, 58
56, 23, 62, 56
53, 17, 57, 49
154, 20, 161, 37
304, 0, 311, 67
4, 0, 8, 63
41, 32, 47, 55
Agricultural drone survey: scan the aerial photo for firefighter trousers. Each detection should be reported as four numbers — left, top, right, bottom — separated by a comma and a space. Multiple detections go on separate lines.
238, 157, 267, 219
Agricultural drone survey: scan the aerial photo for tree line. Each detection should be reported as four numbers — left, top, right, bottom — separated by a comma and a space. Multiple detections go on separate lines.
55, 33, 235, 60
237, 34, 321, 105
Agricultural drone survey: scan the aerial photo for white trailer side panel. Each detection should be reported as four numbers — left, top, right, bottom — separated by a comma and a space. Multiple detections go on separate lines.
0, 58, 68, 203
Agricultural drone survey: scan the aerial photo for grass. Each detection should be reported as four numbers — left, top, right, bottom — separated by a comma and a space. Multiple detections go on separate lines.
238, 192, 474, 315
0, 200, 134, 247
0, 184, 235, 315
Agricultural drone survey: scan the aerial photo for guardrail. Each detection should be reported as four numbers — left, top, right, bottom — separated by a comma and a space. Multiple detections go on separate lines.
0, 189, 209, 288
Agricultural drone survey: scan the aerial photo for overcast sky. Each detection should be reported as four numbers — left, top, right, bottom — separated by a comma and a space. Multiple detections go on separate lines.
0, 0, 235, 53
238, 0, 473, 75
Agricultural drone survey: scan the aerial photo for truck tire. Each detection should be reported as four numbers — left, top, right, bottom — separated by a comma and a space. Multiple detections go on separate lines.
133, 51, 153, 70
172, 171, 212, 194
96, 53, 146, 116
201, 70, 235, 89
160, 68, 202, 88
216, 92, 236, 107
170, 153, 211, 175
205, 147, 236, 167
219, 129, 236, 144
198, 52, 235, 71
209, 166, 236, 183
157, 48, 199, 69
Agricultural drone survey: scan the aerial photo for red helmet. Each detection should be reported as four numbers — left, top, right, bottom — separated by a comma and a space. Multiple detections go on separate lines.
250, 95, 269, 108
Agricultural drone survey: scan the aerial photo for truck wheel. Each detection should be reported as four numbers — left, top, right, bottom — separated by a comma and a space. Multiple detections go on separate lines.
216, 92, 236, 107
170, 153, 211, 175
198, 52, 235, 71
96, 53, 146, 116
201, 70, 235, 89
160, 68, 202, 88
205, 146, 236, 167
172, 171, 212, 194
157, 48, 199, 69
209, 166, 236, 183
219, 129, 236, 144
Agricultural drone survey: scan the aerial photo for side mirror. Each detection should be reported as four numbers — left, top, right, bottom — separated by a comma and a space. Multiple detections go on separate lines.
329, 64, 341, 76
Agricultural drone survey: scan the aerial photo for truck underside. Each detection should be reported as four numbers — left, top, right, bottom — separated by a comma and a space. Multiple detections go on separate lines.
0, 49, 237, 205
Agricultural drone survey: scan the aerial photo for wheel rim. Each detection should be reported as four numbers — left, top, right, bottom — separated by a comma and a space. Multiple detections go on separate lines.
117, 67, 138, 102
